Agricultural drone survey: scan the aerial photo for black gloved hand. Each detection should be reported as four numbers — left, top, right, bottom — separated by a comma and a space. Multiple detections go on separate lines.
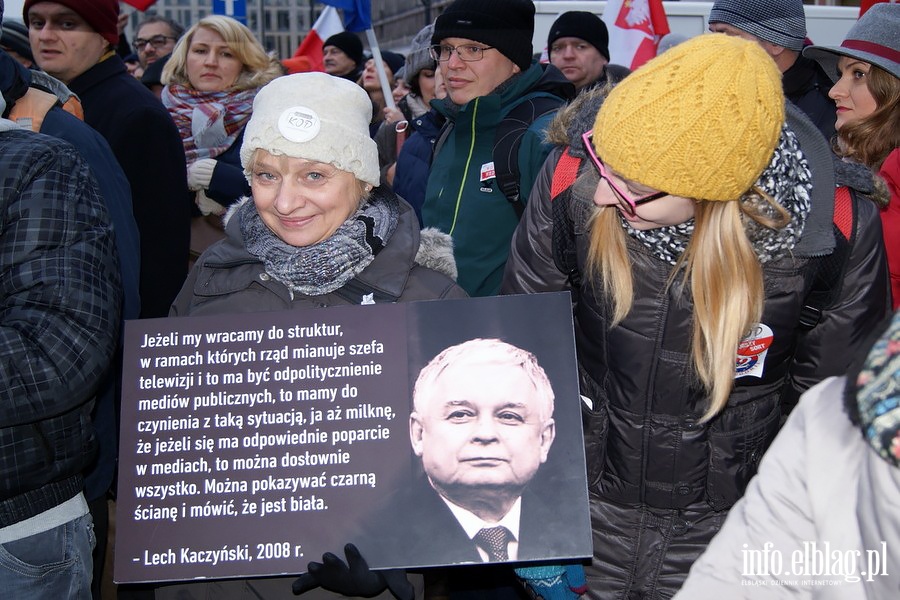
292, 543, 414, 600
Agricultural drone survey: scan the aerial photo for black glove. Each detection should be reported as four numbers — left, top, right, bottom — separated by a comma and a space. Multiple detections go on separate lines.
292, 543, 414, 600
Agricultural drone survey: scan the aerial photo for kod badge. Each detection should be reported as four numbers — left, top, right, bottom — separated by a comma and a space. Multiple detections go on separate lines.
278, 106, 321, 142
735, 323, 774, 379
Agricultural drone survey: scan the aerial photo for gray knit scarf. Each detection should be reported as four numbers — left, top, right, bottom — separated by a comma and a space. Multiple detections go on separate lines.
240, 191, 400, 296
625, 125, 812, 265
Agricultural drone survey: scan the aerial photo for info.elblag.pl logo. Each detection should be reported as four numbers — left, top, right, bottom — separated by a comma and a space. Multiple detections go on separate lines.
741, 541, 890, 585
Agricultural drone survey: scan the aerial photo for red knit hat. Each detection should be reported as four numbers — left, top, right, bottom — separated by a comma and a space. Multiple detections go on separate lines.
23, 0, 120, 46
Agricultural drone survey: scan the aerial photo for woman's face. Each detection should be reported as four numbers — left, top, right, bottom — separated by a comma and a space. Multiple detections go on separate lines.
186, 27, 243, 92
250, 151, 364, 247
829, 56, 878, 131
417, 68, 437, 104
392, 78, 410, 104
362, 58, 393, 92
592, 171, 695, 230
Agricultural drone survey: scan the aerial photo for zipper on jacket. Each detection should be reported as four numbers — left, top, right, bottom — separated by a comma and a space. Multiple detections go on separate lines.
449, 98, 480, 235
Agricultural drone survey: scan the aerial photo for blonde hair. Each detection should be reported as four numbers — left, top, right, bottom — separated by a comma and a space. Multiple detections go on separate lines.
585, 188, 788, 422
162, 15, 283, 91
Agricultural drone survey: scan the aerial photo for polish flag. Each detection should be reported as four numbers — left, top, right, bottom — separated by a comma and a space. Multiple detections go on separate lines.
603, 0, 670, 70
288, 6, 344, 73
121, 0, 158, 10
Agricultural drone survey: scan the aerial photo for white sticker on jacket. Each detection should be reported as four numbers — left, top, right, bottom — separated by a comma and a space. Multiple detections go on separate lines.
735, 323, 774, 379
480, 162, 496, 182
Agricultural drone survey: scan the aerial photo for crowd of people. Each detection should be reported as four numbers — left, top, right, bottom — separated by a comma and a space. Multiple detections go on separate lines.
0, 0, 898, 599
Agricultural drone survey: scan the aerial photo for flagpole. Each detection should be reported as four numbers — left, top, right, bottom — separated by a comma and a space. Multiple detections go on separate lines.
364, 28, 396, 110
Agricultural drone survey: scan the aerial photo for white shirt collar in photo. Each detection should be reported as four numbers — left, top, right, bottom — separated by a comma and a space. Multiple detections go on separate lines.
440, 494, 522, 561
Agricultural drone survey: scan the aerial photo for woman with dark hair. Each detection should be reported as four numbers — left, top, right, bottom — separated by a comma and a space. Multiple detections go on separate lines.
805, 3, 900, 306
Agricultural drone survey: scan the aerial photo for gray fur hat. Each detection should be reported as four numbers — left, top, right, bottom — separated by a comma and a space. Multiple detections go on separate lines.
803, 3, 900, 82
240, 72, 379, 186
708, 0, 806, 52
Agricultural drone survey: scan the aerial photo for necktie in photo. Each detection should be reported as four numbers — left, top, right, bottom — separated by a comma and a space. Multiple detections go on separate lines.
473, 525, 513, 561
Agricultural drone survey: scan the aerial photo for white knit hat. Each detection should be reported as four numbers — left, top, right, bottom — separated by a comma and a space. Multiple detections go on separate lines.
240, 72, 379, 186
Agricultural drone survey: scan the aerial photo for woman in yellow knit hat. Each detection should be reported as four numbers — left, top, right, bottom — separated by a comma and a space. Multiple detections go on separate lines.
503, 33, 889, 598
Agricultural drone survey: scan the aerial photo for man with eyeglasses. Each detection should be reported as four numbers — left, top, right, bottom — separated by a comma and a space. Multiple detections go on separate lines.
421, 0, 574, 298
132, 14, 183, 71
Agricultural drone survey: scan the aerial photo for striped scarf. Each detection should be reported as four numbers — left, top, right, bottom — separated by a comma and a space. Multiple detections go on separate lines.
163, 83, 256, 165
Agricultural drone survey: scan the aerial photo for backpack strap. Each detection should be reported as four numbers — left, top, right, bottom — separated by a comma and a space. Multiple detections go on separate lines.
550, 148, 582, 199
798, 185, 856, 329
8, 87, 60, 133
493, 94, 564, 214
549, 149, 585, 289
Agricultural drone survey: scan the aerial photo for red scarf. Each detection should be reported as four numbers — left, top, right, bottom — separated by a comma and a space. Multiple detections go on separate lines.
162, 83, 256, 165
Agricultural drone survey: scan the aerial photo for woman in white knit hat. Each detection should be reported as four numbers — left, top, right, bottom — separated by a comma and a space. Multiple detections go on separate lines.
169, 71, 465, 318
161, 72, 464, 600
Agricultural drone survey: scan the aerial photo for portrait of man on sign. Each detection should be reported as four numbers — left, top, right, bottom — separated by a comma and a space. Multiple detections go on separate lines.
358, 338, 569, 567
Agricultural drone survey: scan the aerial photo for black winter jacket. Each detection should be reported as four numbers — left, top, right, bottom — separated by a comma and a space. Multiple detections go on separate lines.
69, 54, 191, 318
501, 89, 889, 598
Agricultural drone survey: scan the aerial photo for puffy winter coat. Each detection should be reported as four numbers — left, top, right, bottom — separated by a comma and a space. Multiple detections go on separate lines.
170, 190, 466, 316
502, 88, 890, 599
675, 376, 900, 599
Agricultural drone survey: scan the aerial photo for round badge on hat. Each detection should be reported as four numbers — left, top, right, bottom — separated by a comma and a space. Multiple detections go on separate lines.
277, 106, 321, 143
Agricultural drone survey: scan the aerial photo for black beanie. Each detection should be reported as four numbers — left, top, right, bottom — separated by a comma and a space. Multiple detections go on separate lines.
324, 31, 364, 66
379, 50, 406, 77
547, 11, 610, 61
432, 0, 535, 71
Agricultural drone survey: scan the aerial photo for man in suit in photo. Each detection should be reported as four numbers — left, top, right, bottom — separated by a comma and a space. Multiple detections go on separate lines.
357, 338, 574, 570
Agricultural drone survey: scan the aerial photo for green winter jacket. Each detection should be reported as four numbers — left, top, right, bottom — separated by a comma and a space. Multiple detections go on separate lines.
422, 63, 573, 297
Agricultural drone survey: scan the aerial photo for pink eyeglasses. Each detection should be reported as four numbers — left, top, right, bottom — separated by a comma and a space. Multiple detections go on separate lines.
582, 130, 667, 215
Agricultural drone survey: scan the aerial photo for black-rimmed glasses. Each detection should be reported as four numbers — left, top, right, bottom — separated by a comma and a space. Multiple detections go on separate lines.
133, 35, 176, 52
429, 44, 497, 62
582, 130, 667, 215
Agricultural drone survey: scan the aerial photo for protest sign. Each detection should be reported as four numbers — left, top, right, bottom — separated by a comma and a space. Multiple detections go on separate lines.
115, 293, 590, 583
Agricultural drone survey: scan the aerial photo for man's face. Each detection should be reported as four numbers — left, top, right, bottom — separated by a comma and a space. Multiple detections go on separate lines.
323, 45, 356, 76
549, 37, 608, 90
27, 2, 108, 83
134, 21, 177, 69
438, 37, 520, 105
410, 360, 555, 500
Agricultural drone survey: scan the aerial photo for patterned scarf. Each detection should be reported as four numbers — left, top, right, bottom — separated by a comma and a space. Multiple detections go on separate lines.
163, 83, 256, 164
240, 191, 400, 296
854, 311, 900, 468
624, 125, 811, 266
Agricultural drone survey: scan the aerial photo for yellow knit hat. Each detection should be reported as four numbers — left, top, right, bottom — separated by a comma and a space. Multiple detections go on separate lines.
593, 34, 784, 202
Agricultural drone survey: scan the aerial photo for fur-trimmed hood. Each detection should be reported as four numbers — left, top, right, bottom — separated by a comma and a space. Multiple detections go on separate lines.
544, 84, 611, 152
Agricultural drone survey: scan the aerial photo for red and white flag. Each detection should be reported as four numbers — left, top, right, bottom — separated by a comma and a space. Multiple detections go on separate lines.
603, 0, 670, 70
288, 5, 344, 73
121, 0, 159, 10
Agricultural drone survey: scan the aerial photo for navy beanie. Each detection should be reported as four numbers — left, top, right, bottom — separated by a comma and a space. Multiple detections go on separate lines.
432, 0, 535, 71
